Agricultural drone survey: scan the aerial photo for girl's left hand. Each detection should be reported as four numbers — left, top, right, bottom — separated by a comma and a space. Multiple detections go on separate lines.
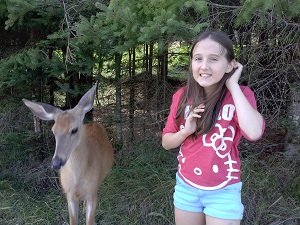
226, 61, 243, 89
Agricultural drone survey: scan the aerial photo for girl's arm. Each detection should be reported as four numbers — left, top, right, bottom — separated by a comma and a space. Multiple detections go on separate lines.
226, 62, 264, 141
162, 129, 190, 150
162, 104, 204, 150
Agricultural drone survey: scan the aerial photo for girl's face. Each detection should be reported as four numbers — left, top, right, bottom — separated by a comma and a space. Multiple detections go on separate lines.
191, 38, 234, 95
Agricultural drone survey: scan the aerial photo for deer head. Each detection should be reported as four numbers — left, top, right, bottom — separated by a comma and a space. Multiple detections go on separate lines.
23, 83, 97, 170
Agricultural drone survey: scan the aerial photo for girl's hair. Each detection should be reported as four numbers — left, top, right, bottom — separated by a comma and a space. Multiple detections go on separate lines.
176, 30, 236, 136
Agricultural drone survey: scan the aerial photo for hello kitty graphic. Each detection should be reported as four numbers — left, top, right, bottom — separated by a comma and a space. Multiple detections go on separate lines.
178, 104, 240, 190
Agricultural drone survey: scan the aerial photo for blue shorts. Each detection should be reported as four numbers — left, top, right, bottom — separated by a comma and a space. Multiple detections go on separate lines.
173, 174, 244, 220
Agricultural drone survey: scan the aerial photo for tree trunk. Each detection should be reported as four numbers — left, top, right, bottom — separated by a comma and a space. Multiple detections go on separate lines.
129, 48, 135, 142
48, 48, 55, 105
144, 44, 149, 75
115, 52, 123, 146
156, 42, 168, 130
143, 43, 154, 113
149, 43, 154, 77
157, 43, 168, 105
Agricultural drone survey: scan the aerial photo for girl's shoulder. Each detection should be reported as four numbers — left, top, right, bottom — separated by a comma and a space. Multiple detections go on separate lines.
240, 85, 253, 93
174, 86, 186, 95
224, 85, 256, 102
172, 86, 186, 100
226, 85, 254, 96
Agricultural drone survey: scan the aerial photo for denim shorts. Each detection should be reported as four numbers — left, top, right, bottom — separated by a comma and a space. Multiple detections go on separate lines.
173, 174, 244, 220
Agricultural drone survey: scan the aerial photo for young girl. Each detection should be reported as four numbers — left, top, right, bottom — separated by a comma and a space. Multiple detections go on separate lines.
162, 30, 265, 225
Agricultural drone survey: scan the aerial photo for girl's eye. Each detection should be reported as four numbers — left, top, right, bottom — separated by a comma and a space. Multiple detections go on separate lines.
210, 58, 218, 61
194, 57, 202, 61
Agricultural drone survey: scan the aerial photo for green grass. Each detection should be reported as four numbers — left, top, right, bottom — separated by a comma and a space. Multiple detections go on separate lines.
0, 135, 177, 225
0, 187, 66, 225
96, 142, 176, 225
0, 131, 299, 225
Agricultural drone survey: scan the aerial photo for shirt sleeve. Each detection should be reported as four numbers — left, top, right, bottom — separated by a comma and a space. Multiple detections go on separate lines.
162, 88, 185, 135
242, 86, 257, 108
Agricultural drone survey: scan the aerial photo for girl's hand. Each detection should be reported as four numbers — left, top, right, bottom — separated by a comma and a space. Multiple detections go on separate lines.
226, 61, 243, 90
182, 104, 205, 136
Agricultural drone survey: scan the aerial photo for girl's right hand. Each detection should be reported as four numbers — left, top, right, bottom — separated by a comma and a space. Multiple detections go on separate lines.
182, 104, 205, 136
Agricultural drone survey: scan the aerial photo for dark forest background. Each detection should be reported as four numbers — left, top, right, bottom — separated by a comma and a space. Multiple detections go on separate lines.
0, 0, 299, 224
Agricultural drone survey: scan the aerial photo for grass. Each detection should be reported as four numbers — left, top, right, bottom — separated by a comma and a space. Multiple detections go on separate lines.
0, 133, 177, 225
241, 152, 300, 225
0, 187, 66, 225
0, 130, 299, 224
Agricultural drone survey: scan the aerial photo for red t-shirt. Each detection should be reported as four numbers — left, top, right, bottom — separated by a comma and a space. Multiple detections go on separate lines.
163, 86, 264, 190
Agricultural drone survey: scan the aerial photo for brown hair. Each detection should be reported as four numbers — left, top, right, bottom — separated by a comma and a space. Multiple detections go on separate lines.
176, 30, 237, 136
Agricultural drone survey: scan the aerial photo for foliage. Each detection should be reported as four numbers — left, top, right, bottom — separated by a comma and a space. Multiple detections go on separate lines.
4, 0, 37, 29
2, 0, 64, 30
0, 48, 41, 88
235, 0, 300, 26
0, 0, 106, 99
76, 0, 208, 54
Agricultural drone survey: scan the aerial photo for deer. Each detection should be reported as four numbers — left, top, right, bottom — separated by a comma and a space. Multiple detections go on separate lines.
23, 83, 114, 225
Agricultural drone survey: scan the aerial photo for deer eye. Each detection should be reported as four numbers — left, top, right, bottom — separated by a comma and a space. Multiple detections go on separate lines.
71, 128, 78, 135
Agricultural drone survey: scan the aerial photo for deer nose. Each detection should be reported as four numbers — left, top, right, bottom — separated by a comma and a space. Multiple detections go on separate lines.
51, 156, 65, 171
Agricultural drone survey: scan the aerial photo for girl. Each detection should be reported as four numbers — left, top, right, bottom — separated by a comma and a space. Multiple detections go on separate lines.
162, 30, 265, 225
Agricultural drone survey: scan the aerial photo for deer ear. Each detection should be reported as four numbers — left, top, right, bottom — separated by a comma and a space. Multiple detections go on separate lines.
23, 99, 62, 121
75, 82, 98, 114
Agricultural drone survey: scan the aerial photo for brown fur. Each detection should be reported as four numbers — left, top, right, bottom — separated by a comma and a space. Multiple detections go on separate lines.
59, 122, 114, 225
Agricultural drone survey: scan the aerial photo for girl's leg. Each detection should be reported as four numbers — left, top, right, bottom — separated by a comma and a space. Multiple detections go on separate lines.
206, 215, 240, 225
175, 207, 205, 225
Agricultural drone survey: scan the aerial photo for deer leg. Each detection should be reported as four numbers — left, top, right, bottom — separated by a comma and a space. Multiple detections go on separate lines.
85, 193, 97, 225
67, 193, 79, 225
